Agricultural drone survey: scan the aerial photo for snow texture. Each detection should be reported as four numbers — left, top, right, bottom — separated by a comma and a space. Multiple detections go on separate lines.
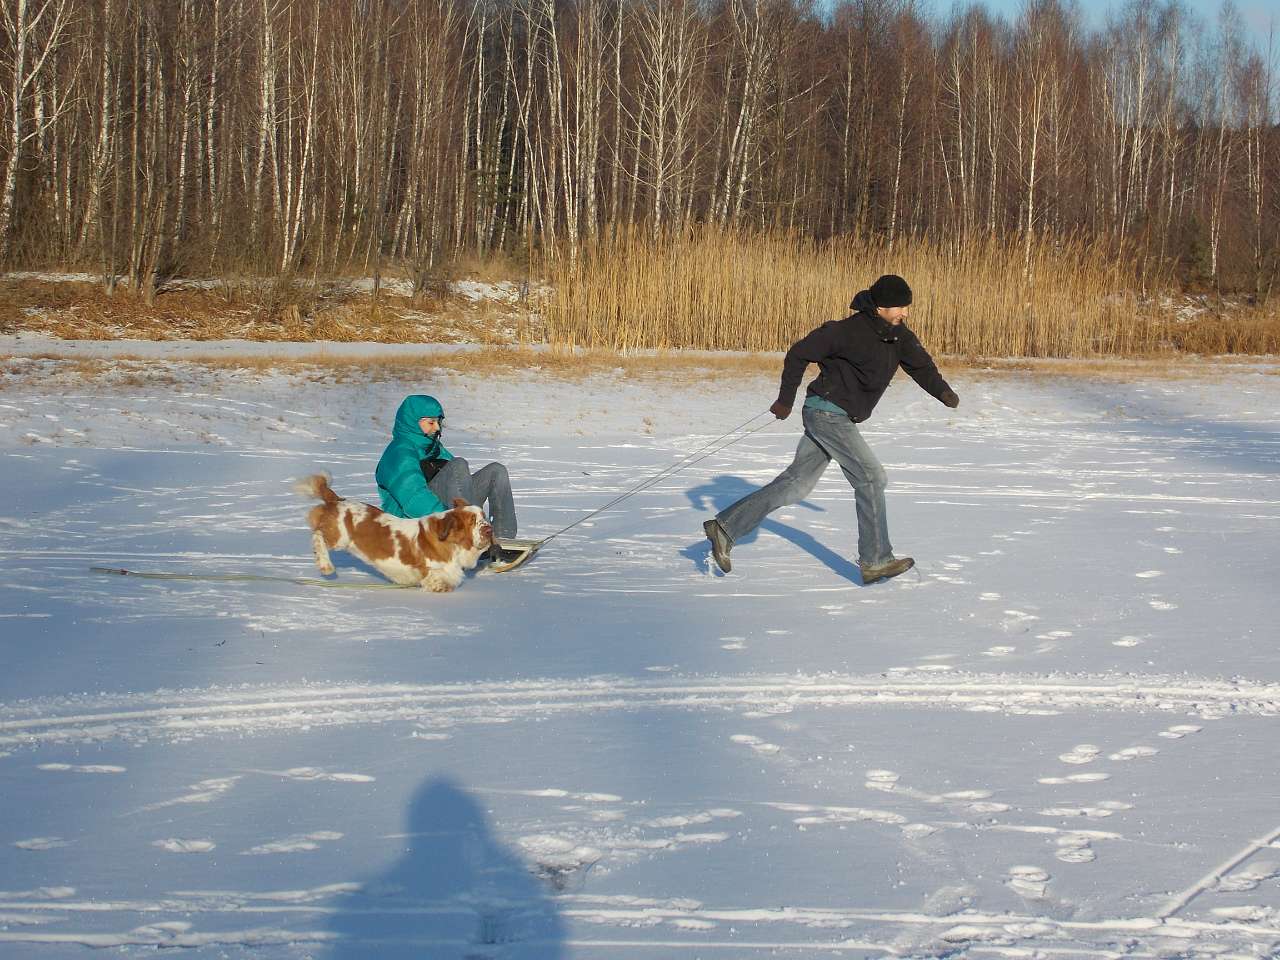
1, 338, 1279, 958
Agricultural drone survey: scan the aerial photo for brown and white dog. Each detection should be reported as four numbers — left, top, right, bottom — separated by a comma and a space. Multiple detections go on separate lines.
294, 474, 492, 592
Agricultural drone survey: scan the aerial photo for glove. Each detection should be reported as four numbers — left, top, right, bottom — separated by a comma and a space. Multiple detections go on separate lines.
769, 401, 792, 420
940, 389, 959, 409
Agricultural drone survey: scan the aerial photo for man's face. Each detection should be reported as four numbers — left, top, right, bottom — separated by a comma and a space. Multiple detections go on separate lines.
418, 416, 441, 437
876, 305, 909, 325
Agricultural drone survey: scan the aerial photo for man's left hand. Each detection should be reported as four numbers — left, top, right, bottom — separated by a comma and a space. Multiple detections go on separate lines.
941, 389, 960, 408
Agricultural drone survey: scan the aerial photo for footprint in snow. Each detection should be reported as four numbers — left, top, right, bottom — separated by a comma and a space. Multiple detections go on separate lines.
1212, 906, 1280, 922
38, 763, 125, 774
262, 767, 375, 783
153, 838, 216, 853
901, 823, 939, 839
1058, 744, 1101, 765
1158, 725, 1203, 739
671, 918, 717, 930
1006, 865, 1050, 899
1215, 862, 1279, 892
241, 831, 343, 855
942, 790, 993, 801
1002, 609, 1041, 630
140, 776, 240, 811
1112, 636, 1143, 647
14, 837, 72, 850
1109, 746, 1158, 761
730, 734, 781, 755
865, 769, 900, 791
1039, 772, 1110, 785
1055, 835, 1097, 864
983, 645, 1016, 657
642, 810, 742, 829
516, 835, 602, 890
1039, 801, 1133, 819
1148, 598, 1178, 610
979, 592, 1002, 601
720, 636, 746, 650
967, 801, 1012, 814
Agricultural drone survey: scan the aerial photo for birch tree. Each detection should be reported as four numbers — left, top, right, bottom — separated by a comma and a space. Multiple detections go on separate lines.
0, 0, 75, 261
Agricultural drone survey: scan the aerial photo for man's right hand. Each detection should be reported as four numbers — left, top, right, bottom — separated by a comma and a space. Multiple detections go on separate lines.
769, 401, 792, 420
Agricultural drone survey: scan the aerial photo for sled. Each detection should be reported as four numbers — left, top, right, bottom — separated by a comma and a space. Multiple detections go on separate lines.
486, 538, 543, 574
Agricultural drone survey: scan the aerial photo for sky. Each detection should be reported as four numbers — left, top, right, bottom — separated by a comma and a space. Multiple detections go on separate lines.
926, 0, 1274, 59
937, 0, 1277, 51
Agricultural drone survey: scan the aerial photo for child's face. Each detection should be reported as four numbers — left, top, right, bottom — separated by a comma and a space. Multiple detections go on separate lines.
418, 416, 441, 437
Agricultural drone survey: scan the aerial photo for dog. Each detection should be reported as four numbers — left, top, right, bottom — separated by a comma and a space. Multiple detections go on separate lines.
294, 474, 492, 592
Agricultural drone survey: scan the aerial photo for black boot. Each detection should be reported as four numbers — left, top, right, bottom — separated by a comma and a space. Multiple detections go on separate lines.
859, 556, 914, 584
488, 544, 517, 564
703, 518, 733, 573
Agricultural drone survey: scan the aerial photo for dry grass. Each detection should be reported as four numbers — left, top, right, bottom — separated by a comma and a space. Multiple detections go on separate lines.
0, 275, 536, 345
545, 227, 1280, 357
5, 240, 1279, 361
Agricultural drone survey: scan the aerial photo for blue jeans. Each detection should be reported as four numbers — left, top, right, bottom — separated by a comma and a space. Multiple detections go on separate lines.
716, 406, 893, 567
429, 459, 517, 539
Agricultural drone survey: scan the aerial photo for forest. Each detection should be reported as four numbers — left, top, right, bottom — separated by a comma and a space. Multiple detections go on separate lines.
1, 0, 1276, 352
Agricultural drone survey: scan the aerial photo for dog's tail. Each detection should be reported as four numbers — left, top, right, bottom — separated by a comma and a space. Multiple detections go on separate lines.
293, 473, 341, 505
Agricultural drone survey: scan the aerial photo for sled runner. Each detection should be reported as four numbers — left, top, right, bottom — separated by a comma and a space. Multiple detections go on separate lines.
486, 538, 543, 574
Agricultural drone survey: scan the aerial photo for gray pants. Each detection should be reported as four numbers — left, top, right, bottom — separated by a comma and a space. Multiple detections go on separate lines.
429, 458, 517, 539
716, 405, 892, 567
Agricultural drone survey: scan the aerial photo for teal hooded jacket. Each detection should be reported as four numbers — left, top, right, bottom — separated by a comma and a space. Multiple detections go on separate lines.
375, 395, 454, 518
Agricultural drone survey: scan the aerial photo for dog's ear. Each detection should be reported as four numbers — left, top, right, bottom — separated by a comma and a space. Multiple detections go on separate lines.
451, 497, 468, 510
430, 512, 455, 541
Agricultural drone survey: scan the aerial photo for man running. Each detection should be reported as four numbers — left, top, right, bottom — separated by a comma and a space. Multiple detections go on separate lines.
702, 274, 959, 584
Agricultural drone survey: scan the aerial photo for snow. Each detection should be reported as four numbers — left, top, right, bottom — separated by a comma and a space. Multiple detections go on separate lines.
4, 271, 541, 304
1, 339, 1279, 958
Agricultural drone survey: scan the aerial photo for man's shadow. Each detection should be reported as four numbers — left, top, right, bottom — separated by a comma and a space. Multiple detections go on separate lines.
326, 776, 565, 959
683, 474, 859, 580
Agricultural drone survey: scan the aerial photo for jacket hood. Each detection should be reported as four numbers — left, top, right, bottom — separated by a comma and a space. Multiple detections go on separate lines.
850, 289, 899, 341
391, 394, 445, 451
850, 289, 878, 314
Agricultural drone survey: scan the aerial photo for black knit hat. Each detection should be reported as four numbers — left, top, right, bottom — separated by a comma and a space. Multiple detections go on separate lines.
869, 274, 912, 308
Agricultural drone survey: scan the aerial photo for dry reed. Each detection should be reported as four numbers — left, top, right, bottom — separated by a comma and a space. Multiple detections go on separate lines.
544, 227, 1227, 357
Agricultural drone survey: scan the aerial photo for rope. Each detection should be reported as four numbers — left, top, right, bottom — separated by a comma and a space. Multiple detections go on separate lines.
90, 566, 414, 590
537, 411, 776, 545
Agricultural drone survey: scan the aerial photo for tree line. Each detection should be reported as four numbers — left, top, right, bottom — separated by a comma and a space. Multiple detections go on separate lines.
2, 0, 1276, 301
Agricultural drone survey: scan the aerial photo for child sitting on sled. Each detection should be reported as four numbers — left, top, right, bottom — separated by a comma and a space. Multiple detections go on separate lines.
375, 394, 522, 562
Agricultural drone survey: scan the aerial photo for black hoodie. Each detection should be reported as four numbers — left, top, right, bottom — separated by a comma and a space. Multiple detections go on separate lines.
776, 289, 952, 423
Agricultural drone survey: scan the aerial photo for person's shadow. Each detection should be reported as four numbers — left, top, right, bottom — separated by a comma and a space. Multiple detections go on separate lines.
683, 474, 859, 580
325, 777, 565, 959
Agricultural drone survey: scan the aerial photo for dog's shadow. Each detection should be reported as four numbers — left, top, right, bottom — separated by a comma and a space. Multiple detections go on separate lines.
320, 554, 385, 580
681, 474, 858, 580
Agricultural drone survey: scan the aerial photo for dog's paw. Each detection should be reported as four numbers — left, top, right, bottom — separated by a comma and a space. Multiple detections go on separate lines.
317, 563, 336, 576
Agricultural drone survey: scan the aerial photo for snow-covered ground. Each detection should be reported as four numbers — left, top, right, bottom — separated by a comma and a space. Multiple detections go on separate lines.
1, 340, 1279, 959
